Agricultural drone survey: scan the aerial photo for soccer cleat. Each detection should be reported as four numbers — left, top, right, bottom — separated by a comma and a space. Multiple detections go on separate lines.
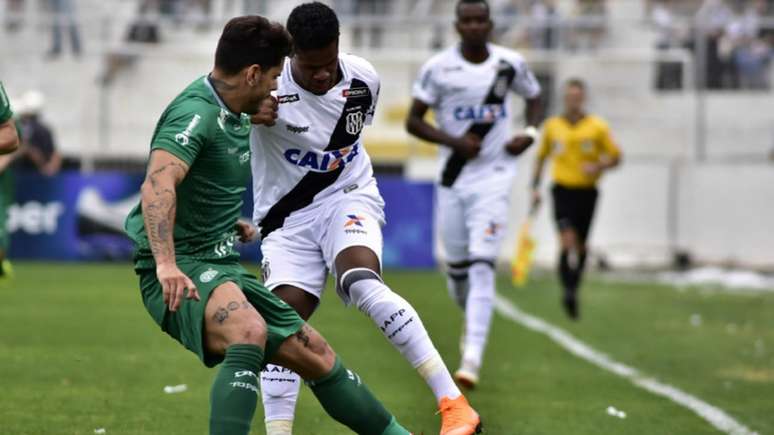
453, 361, 480, 390
438, 395, 482, 435
0, 259, 13, 282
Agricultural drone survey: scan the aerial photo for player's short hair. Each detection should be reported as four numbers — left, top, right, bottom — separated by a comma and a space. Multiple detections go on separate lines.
215, 15, 292, 75
456, 0, 490, 17
566, 78, 587, 91
287, 2, 340, 51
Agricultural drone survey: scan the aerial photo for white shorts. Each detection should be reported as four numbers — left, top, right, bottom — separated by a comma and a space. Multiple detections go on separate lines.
260, 191, 385, 303
436, 180, 513, 265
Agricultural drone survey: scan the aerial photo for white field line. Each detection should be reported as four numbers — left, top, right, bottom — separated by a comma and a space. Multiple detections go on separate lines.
494, 294, 758, 435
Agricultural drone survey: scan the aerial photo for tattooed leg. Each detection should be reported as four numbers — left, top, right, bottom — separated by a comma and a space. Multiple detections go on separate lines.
204, 281, 267, 356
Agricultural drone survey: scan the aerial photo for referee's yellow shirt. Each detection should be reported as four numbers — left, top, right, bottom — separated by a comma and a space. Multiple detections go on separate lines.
537, 115, 621, 188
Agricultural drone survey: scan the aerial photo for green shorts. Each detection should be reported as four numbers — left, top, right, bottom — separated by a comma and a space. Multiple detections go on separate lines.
138, 260, 304, 368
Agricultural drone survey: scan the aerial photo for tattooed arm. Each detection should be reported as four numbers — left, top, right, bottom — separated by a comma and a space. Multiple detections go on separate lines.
141, 149, 200, 311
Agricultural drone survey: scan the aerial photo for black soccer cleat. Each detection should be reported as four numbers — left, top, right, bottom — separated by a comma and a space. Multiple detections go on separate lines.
562, 290, 580, 320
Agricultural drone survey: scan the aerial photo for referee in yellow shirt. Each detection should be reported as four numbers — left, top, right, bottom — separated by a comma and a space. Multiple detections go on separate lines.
531, 78, 622, 319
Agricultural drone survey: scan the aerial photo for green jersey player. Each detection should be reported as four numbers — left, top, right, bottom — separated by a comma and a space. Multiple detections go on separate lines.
0, 80, 19, 280
0, 81, 20, 154
124, 16, 410, 435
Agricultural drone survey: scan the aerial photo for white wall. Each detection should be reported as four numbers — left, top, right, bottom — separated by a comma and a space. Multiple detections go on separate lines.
496, 156, 774, 270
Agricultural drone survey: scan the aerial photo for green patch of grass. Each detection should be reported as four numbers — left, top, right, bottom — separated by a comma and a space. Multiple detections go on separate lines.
1, 263, 771, 434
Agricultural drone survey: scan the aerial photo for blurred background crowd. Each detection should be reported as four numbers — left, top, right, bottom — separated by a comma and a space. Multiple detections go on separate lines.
1, 0, 773, 269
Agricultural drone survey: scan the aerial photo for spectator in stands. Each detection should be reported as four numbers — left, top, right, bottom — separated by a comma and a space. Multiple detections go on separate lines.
4, 0, 25, 33
652, 0, 689, 89
351, 0, 390, 48
526, 0, 559, 50
97, 1, 165, 86
726, 0, 771, 88
224, 0, 267, 15
568, 0, 608, 50
696, 0, 733, 88
14, 91, 62, 177
47, 0, 82, 59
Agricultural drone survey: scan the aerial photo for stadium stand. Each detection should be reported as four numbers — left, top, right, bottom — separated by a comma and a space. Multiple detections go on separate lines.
1, 0, 773, 269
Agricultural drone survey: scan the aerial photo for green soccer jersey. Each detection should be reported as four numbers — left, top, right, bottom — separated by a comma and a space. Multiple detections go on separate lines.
124, 76, 253, 269
0, 81, 13, 124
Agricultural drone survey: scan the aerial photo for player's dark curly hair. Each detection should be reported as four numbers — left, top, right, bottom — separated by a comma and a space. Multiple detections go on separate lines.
287, 2, 340, 51
456, 0, 490, 16
215, 15, 292, 75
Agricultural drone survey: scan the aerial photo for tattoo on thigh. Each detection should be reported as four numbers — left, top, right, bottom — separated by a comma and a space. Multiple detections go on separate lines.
212, 300, 253, 325
213, 308, 229, 325
295, 325, 312, 348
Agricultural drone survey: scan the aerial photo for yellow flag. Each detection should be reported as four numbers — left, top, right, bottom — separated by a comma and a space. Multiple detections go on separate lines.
511, 216, 536, 287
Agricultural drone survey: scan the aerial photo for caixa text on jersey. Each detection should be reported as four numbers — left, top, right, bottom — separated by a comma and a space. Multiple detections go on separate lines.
283, 144, 361, 172
453, 104, 508, 122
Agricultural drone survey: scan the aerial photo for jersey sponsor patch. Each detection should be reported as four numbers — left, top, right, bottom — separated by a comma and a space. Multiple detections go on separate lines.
283, 143, 360, 172
484, 221, 503, 241
286, 123, 310, 134
344, 214, 365, 227
278, 94, 300, 104
175, 114, 202, 146
453, 104, 507, 123
344, 214, 367, 235
342, 87, 371, 99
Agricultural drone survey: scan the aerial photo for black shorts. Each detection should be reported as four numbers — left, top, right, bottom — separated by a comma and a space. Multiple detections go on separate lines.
551, 184, 598, 243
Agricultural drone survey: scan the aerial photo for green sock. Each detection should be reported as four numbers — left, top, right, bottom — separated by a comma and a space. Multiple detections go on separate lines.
209, 344, 264, 435
381, 416, 412, 435
308, 357, 410, 435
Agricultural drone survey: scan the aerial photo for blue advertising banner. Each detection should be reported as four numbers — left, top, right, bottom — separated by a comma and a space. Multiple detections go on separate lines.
8, 171, 435, 268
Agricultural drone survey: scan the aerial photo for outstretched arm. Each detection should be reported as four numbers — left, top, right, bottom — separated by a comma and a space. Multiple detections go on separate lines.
141, 149, 199, 311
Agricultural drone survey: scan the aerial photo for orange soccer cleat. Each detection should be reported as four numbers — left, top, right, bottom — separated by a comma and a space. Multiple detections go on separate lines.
438, 395, 482, 435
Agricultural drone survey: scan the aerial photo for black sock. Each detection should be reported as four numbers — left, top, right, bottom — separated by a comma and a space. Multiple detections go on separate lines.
559, 250, 572, 292
570, 251, 588, 290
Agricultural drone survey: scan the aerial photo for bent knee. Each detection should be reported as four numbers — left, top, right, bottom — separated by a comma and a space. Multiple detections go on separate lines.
230, 318, 268, 347
206, 305, 268, 354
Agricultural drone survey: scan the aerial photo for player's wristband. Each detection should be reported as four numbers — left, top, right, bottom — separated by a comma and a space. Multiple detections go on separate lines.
524, 126, 539, 142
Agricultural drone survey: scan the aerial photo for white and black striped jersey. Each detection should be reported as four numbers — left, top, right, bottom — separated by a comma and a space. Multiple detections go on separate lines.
251, 53, 380, 238
412, 43, 541, 188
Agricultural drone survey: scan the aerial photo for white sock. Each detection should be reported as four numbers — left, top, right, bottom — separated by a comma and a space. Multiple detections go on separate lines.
260, 364, 301, 432
446, 264, 470, 310
265, 419, 293, 435
344, 270, 462, 402
417, 350, 462, 401
462, 262, 496, 369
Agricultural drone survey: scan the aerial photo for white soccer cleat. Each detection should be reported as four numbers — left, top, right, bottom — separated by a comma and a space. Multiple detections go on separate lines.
453, 361, 480, 390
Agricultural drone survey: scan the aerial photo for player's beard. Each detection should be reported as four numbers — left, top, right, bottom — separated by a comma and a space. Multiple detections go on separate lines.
244, 94, 265, 115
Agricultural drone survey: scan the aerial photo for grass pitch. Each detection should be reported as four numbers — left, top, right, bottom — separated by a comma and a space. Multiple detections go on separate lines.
1, 263, 772, 434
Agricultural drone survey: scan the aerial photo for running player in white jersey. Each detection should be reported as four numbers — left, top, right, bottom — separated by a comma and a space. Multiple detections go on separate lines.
406, 0, 543, 389
250, 3, 481, 435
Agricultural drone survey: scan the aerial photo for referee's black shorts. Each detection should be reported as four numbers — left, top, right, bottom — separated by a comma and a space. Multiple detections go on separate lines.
551, 183, 598, 243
